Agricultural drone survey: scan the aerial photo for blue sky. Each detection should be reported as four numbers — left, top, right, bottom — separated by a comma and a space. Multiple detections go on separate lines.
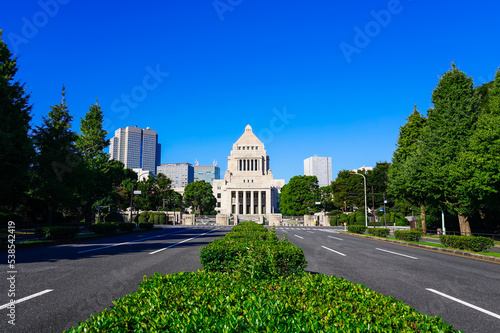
2, 0, 499, 183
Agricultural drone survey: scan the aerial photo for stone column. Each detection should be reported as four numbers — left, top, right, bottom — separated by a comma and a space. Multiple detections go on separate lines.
235, 190, 239, 214
266, 189, 272, 214
243, 190, 247, 214
250, 191, 254, 214
258, 191, 262, 214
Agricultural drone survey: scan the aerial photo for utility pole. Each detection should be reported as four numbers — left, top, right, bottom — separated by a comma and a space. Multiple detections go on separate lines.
371, 186, 375, 227
383, 193, 387, 227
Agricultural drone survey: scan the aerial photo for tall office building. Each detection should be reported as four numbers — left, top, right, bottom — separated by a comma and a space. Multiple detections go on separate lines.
194, 160, 221, 186
157, 163, 194, 189
304, 156, 332, 187
109, 126, 161, 174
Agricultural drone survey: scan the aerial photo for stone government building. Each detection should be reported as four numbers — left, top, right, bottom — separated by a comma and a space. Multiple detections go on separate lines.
213, 125, 285, 224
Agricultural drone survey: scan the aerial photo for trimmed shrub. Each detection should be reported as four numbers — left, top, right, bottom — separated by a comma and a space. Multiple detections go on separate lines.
88, 223, 118, 234
440, 235, 494, 252
394, 230, 422, 242
138, 222, 154, 230
355, 212, 366, 225
64, 271, 457, 333
138, 212, 150, 223
368, 228, 390, 237
36, 226, 80, 240
118, 223, 136, 232
103, 211, 124, 223
158, 213, 166, 225
347, 225, 367, 234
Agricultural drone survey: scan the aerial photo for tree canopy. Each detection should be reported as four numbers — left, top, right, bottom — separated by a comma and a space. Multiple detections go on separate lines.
279, 175, 320, 216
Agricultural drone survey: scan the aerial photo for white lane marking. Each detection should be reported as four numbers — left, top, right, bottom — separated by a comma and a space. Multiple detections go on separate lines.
376, 248, 418, 260
149, 229, 219, 254
78, 229, 187, 254
307, 231, 314, 234
328, 236, 343, 241
294, 235, 304, 239
426, 288, 500, 320
321, 246, 346, 257
0, 290, 53, 310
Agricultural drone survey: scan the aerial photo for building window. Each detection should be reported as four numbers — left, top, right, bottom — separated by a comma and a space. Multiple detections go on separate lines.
217, 193, 221, 198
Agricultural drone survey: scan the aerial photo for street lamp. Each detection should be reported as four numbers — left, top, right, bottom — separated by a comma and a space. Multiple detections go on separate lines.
350, 172, 368, 227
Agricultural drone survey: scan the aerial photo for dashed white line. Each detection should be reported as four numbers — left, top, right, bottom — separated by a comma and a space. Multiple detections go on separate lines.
321, 246, 346, 256
307, 231, 314, 234
328, 236, 343, 241
149, 229, 219, 254
376, 248, 418, 260
0, 290, 53, 310
426, 288, 500, 320
294, 235, 304, 239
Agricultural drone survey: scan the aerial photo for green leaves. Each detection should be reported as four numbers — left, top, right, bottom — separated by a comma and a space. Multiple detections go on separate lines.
183, 180, 216, 215
280, 175, 320, 215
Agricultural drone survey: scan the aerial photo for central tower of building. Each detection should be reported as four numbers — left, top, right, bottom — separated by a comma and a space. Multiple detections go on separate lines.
213, 125, 285, 217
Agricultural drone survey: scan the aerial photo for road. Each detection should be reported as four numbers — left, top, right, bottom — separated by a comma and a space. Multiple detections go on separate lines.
274, 226, 500, 333
1, 226, 231, 333
1, 225, 499, 332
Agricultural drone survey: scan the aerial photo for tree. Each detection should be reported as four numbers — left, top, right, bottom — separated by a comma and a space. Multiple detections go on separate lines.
31, 87, 79, 225
183, 181, 216, 215
422, 63, 479, 235
330, 170, 364, 212
280, 175, 320, 216
0, 30, 35, 211
387, 105, 429, 232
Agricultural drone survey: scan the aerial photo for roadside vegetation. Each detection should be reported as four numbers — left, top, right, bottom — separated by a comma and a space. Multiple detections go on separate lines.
64, 222, 459, 332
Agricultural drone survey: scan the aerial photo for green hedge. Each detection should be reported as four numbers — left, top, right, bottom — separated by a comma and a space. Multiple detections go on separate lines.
367, 228, 390, 237
138, 212, 150, 223
347, 225, 367, 234
394, 230, 422, 242
118, 222, 136, 232
103, 211, 124, 223
64, 271, 457, 333
35, 226, 80, 240
138, 222, 154, 230
440, 235, 494, 252
88, 223, 118, 234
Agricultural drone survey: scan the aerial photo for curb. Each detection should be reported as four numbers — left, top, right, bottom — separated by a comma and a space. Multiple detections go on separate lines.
342, 232, 500, 264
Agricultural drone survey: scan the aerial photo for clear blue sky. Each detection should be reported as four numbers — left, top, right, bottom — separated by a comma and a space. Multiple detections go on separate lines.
2, 0, 499, 183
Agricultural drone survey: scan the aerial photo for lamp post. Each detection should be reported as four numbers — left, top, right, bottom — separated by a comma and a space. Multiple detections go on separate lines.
350, 172, 367, 227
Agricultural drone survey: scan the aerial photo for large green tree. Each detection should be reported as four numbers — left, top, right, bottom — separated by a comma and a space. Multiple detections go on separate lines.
330, 170, 364, 212
31, 87, 79, 225
183, 180, 216, 215
280, 175, 320, 216
0, 30, 35, 211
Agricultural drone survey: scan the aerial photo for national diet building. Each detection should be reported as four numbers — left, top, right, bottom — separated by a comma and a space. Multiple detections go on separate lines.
213, 125, 285, 221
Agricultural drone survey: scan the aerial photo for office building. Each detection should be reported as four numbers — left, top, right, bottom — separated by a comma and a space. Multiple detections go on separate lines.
194, 161, 221, 186
109, 125, 161, 174
304, 156, 332, 187
157, 163, 194, 189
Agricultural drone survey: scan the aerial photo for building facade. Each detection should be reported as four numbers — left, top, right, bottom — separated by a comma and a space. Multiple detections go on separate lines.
194, 164, 221, 186
213, 125, 285, 216
109, 126, 161, 174
304, 156, 332, 187
157, 163, 194, 189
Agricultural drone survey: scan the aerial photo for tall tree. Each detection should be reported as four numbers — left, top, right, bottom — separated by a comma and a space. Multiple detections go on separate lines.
422, 63, 479, 235
183, 180, 216, 215
31, 87, 78, 225
0, 30, 35, 211
280, 175, 320, 216
330, 170, 364, 212
387, 105, 429, 232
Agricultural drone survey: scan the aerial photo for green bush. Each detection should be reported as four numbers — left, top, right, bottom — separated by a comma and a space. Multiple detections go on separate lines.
138, 222, 154, 230
355, 212, 366, 225
440, 235, 494, 252
103, 211, 124, 223
138, 212, 150, 223
36, 226, 80, 240
118, 223, 136, 232
368, 228, 390, 237
394, 230, 422, 242
88, 223, 118, 234
158, 213, 166, 225
64, 271, 457, 333
347, 225, 367, 234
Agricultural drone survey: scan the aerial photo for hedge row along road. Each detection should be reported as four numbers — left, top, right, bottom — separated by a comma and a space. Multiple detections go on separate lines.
1, 225, 499, 332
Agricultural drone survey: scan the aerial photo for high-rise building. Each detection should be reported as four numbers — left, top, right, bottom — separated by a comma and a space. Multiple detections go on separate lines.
109, 126, 161, 174
213, 125, 285, 216
194, 160, 221, 186
157, 163, 194, 189
304, 156, 332, 187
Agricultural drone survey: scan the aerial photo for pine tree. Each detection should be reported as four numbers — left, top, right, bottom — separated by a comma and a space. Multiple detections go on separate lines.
0, 30, 34, 211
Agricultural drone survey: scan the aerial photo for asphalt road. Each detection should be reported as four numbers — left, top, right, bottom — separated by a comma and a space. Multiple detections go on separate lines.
1, 226, 232, 333
274, 226, 500, 333
1, 225, 499, 332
